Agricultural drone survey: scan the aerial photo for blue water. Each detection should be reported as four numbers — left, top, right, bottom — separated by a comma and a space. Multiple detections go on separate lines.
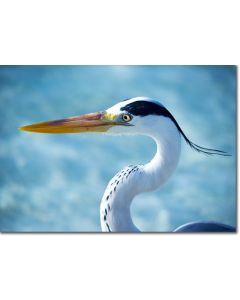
0, 66, 236, 232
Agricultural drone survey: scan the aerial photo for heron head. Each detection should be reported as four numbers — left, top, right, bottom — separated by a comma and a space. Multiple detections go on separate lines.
19, 96, 172, 135
19, 96, 228, 156
104, 96, 178, 137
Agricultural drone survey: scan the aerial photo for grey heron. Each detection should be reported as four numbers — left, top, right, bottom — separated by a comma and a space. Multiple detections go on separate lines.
19, 96, 235, 232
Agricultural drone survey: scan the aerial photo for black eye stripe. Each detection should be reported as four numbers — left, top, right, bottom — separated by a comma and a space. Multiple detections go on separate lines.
120, 100, 228, 156
120, 100, 180, 130
121, 101, 169, 117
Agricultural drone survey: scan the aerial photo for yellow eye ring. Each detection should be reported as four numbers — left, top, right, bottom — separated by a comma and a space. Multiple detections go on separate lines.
122, 114, 132, 122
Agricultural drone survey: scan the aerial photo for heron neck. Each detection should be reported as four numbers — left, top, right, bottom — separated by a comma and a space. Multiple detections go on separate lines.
100, 125, 181, 232
143, 127, 181, 192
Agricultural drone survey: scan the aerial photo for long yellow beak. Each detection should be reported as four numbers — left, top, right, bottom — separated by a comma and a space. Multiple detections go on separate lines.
19, 112, 121, 134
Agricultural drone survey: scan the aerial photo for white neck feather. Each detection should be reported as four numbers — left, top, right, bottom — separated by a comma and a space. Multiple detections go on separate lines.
100, 120, 181, 232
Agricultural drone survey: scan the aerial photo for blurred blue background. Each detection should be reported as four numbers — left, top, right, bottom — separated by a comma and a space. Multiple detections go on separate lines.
0, 65, 236, 232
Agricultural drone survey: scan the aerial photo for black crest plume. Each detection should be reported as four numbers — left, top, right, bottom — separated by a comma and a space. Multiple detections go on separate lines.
121, 100, 230, 156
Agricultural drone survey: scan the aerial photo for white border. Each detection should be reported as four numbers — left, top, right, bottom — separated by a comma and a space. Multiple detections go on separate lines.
0, 1, 239, 300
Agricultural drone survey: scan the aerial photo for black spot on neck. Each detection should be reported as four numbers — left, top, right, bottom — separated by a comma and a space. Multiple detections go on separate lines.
106, 223, 111, 232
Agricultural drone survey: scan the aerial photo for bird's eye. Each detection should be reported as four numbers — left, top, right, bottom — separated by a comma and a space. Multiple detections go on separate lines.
121, 114, 132, 122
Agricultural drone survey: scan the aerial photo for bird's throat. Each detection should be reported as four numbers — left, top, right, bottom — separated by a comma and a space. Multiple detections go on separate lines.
100, 123, 181, 232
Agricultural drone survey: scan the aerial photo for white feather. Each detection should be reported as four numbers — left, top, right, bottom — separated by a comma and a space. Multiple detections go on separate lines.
100, 116, 181, 232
